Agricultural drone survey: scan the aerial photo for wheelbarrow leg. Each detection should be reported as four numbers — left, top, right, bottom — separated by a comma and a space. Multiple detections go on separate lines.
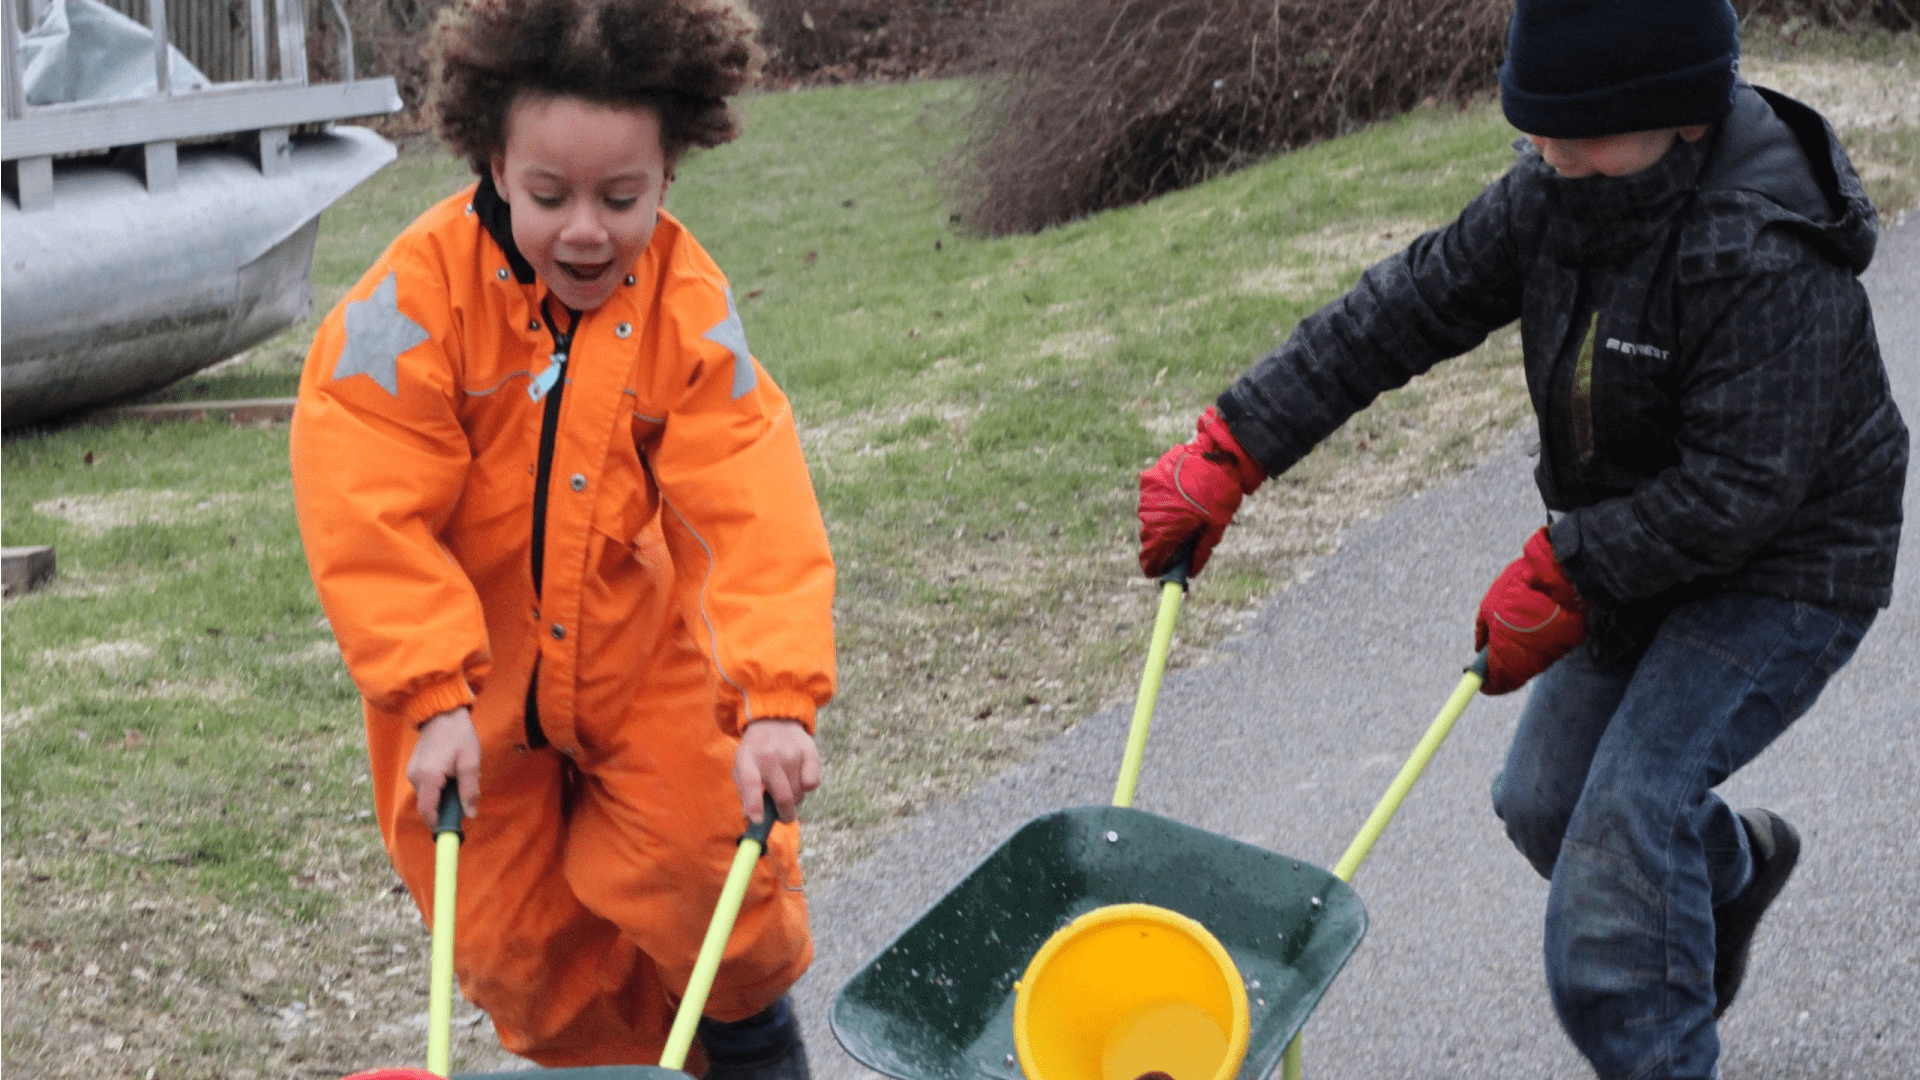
1282, 651, 1489, 1080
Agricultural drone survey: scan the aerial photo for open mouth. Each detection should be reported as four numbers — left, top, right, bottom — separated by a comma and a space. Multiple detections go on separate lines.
556, 259, 614, 283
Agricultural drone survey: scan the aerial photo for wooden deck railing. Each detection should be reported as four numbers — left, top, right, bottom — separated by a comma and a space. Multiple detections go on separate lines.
1, 0, 398, 210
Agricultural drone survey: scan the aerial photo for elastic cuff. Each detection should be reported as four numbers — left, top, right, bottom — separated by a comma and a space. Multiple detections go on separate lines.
402, 675, 475, 727
1200, 406, 1267, 494
1215, 386, 1299, 481
745, 692, 818, 736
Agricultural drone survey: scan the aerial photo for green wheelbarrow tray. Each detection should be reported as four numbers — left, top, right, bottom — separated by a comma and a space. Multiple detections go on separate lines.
830, 805, 1366, 1080
452, 1070, 683, 1079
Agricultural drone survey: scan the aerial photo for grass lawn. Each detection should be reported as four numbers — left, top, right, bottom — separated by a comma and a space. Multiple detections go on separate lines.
4, 26, 1915, 1076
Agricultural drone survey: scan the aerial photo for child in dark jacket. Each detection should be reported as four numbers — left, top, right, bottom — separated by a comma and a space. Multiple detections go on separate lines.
1136, 1, 1906, 1076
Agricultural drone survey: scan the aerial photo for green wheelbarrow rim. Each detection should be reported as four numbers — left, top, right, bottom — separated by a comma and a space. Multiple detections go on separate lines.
830, 805, 1367, 1080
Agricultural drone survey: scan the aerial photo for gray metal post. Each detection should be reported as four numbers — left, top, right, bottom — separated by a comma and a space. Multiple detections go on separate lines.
325, 0, 353, 81
2, 0, 53, 211
4, 0, 26, 121
276, 0, 308, 84
254, 125, 292, 176
150, 0, 171, 97
145, 0, 177, 193
143, 140, 179, 192
12, 156, 53, 209
249, 0, 270, 82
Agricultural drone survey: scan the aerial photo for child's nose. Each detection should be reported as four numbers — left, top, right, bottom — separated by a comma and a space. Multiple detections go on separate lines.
560, 204, 608, 246
1530, 135, 1584, 174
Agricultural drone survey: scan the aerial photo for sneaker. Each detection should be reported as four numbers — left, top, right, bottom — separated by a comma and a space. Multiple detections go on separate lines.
698, 996, 811, 1080
1712, 809, 1801, 1019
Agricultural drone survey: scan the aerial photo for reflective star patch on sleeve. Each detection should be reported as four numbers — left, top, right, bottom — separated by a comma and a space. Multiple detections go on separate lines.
333, 272, 430, 396
702, 287, 758, 400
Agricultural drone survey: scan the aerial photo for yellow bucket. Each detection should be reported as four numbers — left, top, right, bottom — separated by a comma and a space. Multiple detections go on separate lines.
1013, 903, 1250, 1080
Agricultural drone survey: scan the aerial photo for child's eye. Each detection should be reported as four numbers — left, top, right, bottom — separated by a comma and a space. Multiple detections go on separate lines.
532, 194, 564, 209
606, 197, 639, 211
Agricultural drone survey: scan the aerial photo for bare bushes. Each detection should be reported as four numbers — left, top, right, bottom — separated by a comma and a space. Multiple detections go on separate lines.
298, 0, 458, 137
332, 1, 1004, 128
956, 0, 1510, 236
748, 0, 1001, 84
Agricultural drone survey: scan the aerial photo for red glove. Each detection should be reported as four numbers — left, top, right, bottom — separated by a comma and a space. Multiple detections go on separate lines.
1475, 527, 1589, 695
1138, 406, 1266, 577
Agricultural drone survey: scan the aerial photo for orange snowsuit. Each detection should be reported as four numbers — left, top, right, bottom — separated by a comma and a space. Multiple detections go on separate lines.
289, 181, 835, 1066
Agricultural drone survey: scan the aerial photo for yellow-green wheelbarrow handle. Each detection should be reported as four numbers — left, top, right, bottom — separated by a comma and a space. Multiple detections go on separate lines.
425, 787, 778, 1077
1281, 649, 1490, 1080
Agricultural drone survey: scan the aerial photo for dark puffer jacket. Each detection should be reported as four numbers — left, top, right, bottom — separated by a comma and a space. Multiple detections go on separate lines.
1219, 83, 1907, 646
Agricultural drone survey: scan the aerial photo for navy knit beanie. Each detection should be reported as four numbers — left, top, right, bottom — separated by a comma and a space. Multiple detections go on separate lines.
1500, 0, 1740, 139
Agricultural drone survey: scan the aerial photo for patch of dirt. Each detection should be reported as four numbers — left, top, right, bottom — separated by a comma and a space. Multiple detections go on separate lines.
32, 491, 249, 534
38, 640, 155, 669
1033, 329, 1121, 361
1746, 55, 1920, 130
1291, 216, 1449, 266
0, 861, 530, 1079
1237, 216, 1451, 300
1234, 264, 1324, 300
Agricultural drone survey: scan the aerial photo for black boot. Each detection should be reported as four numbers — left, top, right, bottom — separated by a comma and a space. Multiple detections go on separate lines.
1713, 809, 1801, 1019
698, 996, 810, 1080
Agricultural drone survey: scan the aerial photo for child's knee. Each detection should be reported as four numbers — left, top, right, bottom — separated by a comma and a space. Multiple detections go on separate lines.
1493, 769, 1570, 880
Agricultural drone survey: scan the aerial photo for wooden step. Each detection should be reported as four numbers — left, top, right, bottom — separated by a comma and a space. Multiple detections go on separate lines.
2, 546, 56, 597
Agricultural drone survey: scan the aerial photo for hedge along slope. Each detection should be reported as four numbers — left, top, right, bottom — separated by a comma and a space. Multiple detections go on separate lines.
747, 0, 1001, 83
956, 0, 1512, 236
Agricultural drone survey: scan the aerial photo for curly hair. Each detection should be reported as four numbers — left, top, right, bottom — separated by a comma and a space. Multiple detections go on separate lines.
431, 0, 763, 172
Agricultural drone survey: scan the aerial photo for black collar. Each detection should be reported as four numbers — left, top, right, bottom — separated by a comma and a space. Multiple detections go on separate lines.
473, 171, 539, 285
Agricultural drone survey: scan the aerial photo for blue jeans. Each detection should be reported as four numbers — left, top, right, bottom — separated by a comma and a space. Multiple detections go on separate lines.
1491, 592, 1871, 1080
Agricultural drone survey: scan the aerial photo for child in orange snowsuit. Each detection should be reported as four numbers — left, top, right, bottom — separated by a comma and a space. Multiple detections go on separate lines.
289, 2, 832, 1074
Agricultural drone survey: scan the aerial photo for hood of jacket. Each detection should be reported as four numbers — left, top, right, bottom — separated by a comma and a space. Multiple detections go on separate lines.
1687, 81, 1879, 276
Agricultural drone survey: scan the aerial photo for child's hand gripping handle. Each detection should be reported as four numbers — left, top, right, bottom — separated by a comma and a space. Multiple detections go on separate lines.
660, 794, 779, 1071
1158, 535, 1198, 590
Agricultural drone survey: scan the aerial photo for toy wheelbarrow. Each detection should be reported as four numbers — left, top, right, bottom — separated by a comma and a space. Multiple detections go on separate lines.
831, 556, 1489, 1080
344, 789, 780, 1080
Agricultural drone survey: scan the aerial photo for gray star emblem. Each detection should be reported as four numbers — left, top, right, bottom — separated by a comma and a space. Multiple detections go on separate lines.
703, 287, 757, 400
334, 272, 430, 396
